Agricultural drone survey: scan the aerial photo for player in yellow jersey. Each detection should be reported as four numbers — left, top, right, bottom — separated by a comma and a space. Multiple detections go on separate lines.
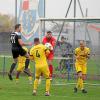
16, 47, 32, 84
74, 40, 90, 93
30, 38, 50, 96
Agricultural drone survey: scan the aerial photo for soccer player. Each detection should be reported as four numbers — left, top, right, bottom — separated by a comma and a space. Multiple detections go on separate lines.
74, 40, 90, 93
57, 36, 72, 70
16, 46, 32, 84
42, 31, 56, 80
30, 38, 51, 96
8, 24, 32, 80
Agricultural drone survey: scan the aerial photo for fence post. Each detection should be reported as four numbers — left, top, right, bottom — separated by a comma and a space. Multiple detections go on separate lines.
66, 60, 71, 81
3, 56, 6, 77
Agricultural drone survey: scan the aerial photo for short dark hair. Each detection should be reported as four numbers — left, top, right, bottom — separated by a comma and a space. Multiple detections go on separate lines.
61, 36, 65, 39
47, 31, 52, 34
15, 24, 21, 30
80, 40, 85, 43
34, 38, 40, 43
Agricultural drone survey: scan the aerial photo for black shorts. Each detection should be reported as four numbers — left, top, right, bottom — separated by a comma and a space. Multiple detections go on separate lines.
12, 47, 27, 59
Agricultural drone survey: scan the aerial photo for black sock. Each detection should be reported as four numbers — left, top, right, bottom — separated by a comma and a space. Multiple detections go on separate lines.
9, 63, 16, 74
24, 70, 31, 76
16, 71, 21, 79
25, 59, 30, 69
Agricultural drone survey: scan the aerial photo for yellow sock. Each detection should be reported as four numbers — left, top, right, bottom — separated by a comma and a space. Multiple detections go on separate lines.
46, 78, 50, 92
33, 78, 39, 90
76, 77, 81, 88
15, 78, 19, 83
16, 78, 19, 80
80, 78, 84, 90
28, 76, 32, 81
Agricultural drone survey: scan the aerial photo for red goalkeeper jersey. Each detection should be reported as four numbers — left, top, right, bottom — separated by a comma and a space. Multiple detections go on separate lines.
42, 36, 56, 60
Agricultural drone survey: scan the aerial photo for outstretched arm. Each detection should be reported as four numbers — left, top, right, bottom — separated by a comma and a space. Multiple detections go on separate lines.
18, 39, 32, 46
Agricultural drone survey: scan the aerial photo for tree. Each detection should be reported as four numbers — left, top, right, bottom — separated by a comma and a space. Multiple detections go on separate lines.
0, 14, 14, 32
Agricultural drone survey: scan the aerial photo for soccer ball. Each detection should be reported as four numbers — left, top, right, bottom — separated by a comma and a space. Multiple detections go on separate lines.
45, 43, 53, 50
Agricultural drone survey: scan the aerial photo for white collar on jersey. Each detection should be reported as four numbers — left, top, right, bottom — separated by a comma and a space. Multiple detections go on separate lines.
14, 32, 21, 36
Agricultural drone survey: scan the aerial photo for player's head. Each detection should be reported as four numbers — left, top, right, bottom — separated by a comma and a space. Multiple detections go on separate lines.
46, 31, 52, 39
80, 40, 85, 50
61, 36, 65, 42
15, 24, 22, 32
34, 38, 40, 45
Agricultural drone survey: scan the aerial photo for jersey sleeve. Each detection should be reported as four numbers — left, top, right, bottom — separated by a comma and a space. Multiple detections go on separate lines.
43, 45, 50, 55
87, 48, 90, 55
42, 37, 47, 44
75, 48, 78, 55
29, 47, 34, 60
18, 35, 21, 39
23, 47, 28, 52
17, 32, 21, 39
30, 48, 34, 56
51, 37, 56, 47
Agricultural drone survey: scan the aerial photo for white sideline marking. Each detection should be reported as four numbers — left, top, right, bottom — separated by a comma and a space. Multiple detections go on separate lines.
0, 55, 72, 60
54, 57, 72, 60
39, 95, 83, 98
6, 91, 100, 99
0, 55, 11, 58
52, 82, 100, 86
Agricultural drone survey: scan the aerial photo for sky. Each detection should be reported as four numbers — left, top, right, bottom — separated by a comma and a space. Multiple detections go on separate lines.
0, 0, 100, 18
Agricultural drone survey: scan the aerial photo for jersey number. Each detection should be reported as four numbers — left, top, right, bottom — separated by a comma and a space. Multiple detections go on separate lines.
11, 35, 15, 43
36, 50, 40, 58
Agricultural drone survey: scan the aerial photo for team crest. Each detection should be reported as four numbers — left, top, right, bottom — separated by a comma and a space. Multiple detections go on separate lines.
18, 0, 44, 40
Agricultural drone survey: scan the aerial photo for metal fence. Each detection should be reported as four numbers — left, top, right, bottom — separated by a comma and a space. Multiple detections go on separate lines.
0, 32, 11, 55
0, 21, 100, 82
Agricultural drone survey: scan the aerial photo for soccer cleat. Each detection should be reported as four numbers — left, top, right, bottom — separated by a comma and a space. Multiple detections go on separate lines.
82, 89, 87, 93
50, 77, 52, 81
28, 77, 32, 85
32, 90, 37, 96
15, 79, 19, 84
38, 78, 41, 85
29, 80, 32, 85
8, 73, 13, 80
24, 68, 30, 74
45, 91, 50, 96
74, 87, 78, 93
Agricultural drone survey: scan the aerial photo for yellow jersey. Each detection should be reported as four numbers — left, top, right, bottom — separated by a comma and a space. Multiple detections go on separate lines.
18, 47, 28, 64
30, 44, 50, 67
75, 47, 90, 64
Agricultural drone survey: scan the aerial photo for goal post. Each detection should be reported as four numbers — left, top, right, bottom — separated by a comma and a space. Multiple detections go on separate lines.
39, 17, 100, 22
38, 17, 100, 83
38, 17, 100, 47
38, 17, 100, 46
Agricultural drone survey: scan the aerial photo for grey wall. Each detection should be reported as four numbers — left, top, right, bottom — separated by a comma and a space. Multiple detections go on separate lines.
0, 32, 11, 55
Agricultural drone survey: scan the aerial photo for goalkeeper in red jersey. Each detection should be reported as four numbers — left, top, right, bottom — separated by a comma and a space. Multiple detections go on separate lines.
42, 31, 56, 80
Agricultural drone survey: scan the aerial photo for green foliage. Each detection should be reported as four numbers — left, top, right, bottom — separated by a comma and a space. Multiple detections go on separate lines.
0, 14, 14, 32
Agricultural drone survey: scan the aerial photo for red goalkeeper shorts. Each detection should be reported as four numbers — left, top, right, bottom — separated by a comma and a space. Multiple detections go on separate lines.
47, 52, 54, 60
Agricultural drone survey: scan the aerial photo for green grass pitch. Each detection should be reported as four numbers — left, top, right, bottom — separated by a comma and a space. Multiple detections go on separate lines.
0, 76, 100, 100
0, 56, 100, 100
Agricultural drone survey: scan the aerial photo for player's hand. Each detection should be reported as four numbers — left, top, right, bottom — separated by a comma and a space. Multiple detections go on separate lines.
28, 42, 33, 46
86, 54, 90, 59
49, 46, 53, 50
76, 56, 80, 60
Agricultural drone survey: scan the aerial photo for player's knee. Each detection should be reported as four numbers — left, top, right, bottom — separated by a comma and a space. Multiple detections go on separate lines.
45, 75, 50, 79
14, 59, 18, 64
78, 71, 82, 78
25, 59, 30, 64
17, 70, 21, 73
36, 77, 39, 79
46, 77, 50, 80
25, 53, 29, 58
82, 74, 86, 80
48, 60, 52, 65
